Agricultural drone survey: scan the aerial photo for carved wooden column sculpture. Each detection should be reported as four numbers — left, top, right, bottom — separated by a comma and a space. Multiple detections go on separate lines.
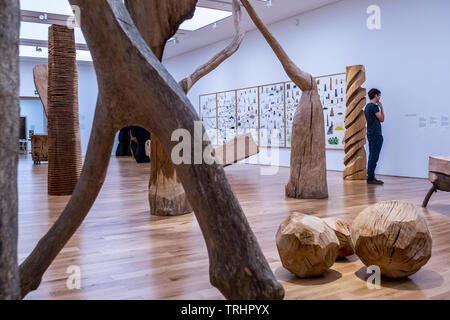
240, 0, 328, 199
126, 0, 245, 216
19, 0, 283, 300
47, 25, 82, 195
0, 0, 21, 300
343, 65, 367, 180
33, 64, 49, 116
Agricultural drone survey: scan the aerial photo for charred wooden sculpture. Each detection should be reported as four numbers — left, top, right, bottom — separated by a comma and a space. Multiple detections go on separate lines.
18, 0, 283, 300
47, 25, 82, 195
343, 65, 367, 180
239, 0, 328, 199
126, 0, 245, 216
0, 0, 21, 300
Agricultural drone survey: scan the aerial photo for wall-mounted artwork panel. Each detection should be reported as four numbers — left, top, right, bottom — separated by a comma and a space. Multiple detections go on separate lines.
200, 93, 218, 145
259, 83, 285, 147
317, 74, 346, 149
237, 87, 259, 144
285, 82, 302, 148
217, 90, 237, 145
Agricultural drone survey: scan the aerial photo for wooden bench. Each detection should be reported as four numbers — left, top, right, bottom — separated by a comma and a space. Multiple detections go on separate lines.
422, 156, 450, 208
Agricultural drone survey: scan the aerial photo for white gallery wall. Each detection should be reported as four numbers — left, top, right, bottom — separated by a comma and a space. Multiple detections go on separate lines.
19, 0, 450, 178
164, 0, 450, 178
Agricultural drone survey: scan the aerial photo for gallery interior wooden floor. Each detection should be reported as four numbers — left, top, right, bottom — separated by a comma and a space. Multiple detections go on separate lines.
18, 156, 450, 300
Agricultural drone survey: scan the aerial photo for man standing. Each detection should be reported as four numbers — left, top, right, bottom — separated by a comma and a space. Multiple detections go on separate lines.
365, 88, 385, 185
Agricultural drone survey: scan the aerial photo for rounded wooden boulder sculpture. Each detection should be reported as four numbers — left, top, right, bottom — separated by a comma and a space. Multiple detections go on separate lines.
276, 212, 339, 277
323, 217, 355, 259
351, 201, 432, 279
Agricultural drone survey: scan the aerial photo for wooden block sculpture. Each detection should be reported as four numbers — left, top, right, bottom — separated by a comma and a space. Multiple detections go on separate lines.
31, 135, 48, 164
214, 133, 259, 167
18, 0, 284, 300
343, 65, 367, 180
276, 212, 339, 277
323, 217, 355, 259
126, 0, 245, 216
351, 201, 432, 279
239, 0, 328, 199
47, 25, 82, 196
422, 156, 450, 208
32, 64, 49, 116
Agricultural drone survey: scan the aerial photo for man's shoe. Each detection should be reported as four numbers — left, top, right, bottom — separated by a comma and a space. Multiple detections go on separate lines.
367, 178, 384, 185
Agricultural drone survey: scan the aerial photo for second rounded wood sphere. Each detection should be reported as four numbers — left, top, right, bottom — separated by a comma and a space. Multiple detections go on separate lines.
351, 201, 432, 279
276, 212, 339, 277
323, 217, 355, 259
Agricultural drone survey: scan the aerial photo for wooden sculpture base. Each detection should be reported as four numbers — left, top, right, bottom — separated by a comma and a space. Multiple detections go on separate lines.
423, 156, 450, 208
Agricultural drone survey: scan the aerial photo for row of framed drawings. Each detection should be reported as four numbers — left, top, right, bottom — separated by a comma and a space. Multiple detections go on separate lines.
199, 73, 347, 149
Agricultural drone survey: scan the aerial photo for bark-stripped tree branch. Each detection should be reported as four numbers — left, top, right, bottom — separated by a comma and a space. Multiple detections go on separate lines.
240, 0, 328, 199
179, 0, 245, 93
18, 0, 284, 300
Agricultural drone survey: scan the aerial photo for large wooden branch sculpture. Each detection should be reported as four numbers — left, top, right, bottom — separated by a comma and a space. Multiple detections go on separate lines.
0, 0, 21, 300
179, 0, 245, 94
126, 0, 245, 216
32, 64, 49, 116
240, 0, 328, 199
19, 0, 284, 300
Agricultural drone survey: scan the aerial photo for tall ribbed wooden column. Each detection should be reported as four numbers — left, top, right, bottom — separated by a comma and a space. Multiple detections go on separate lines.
47, 25, 82, 195
343, 65, 367, 180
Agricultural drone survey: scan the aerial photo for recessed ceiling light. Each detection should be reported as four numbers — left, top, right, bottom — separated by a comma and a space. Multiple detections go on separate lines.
179, 7, 232, 31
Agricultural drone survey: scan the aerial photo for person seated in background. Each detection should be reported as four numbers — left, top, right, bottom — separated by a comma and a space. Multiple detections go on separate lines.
365, 88, 385, 185
130, 126, 151, 163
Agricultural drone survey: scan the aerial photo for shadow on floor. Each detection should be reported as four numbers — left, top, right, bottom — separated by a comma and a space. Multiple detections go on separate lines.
275, 266, 342, 286
354, 266, 444, 291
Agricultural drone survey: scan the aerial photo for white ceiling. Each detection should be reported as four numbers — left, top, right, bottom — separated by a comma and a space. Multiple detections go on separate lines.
18, 0, 342, 62
163, 0, 342, 60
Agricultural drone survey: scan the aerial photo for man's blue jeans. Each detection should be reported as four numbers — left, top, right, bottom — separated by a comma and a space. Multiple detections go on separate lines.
367, 135, 383, 180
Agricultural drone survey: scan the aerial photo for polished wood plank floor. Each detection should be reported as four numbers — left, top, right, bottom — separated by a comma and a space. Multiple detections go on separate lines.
18, 156, 450, 300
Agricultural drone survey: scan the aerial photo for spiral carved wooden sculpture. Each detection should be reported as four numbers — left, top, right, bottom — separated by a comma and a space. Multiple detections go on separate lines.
126, 0, 245, 216
32, 64, 49, 116
343, 65, 367, 180
276, 213, 339, 277
351, 201, 432, 279
47, 25, 82, 195
0, 0, 20, 300
18, 0, 283, 300
239, 0, 328, 199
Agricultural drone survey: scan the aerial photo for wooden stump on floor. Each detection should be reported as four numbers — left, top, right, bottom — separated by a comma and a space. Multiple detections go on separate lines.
351, 201, 432, 279
47, 25, 82, 196
31, 135, 48, 164
323, 217, 355, 259
276, 212, 339, 277
343, 65, 367, 180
